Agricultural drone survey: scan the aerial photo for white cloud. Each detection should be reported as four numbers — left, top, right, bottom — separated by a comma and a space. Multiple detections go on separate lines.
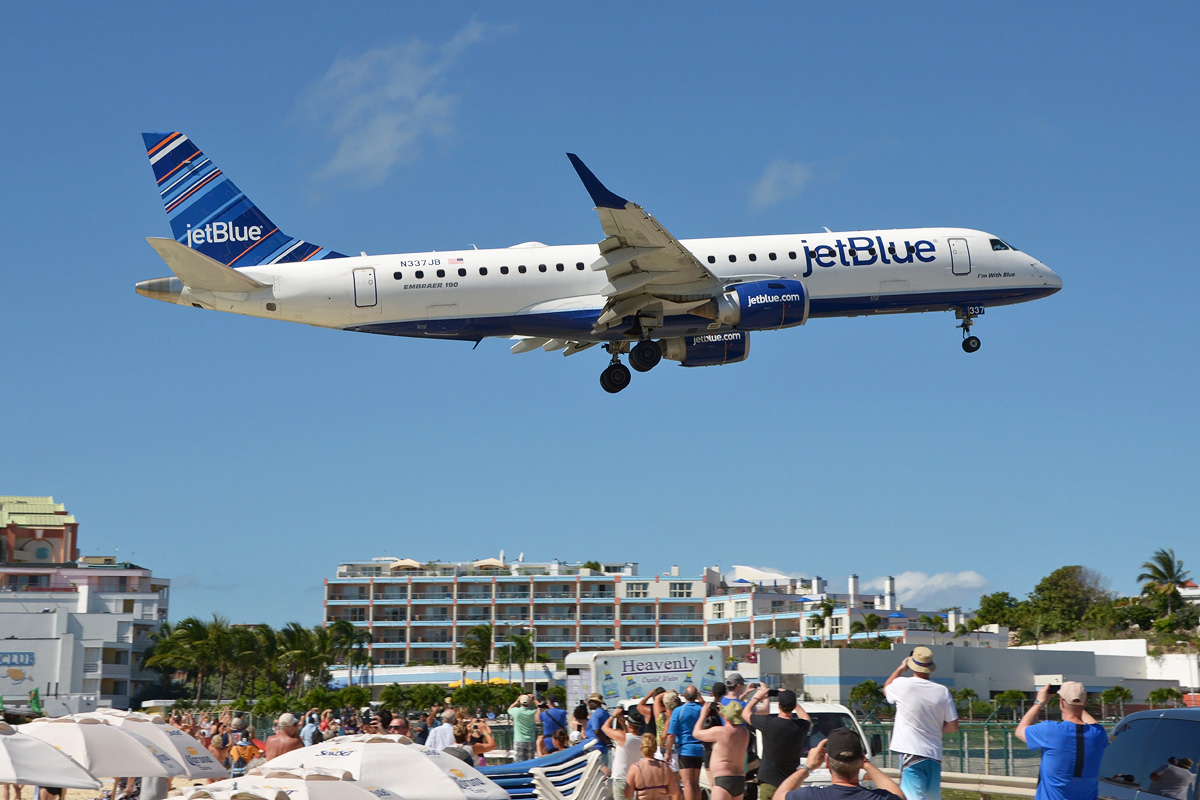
750, 159, 814, 210
304, 19, 504, 185
862, 570, 991, 611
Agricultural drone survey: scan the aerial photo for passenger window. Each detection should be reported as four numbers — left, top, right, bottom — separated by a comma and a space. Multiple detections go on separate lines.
907, 245, 915, 254
393, 272, 402, 280
501, 266, 509, 275
416, 270, 424, 279
479, 267, 488, 276
1143, 718, 1200, 798
788, 251, 797, 260
556, 263, 564, 272
728, 255, 737, 262
458, 268, 466, 277
869, 248, 877, 256
576, 262, 585, 270
437, 269, 446, 278
708, 256, 716, 264
538, 264, 547, 272
849, 248, 857, 256
769, 253, 777, 261
1101, 718, 1158, 791
888, 246, 896, 255
519, 265, 527, 274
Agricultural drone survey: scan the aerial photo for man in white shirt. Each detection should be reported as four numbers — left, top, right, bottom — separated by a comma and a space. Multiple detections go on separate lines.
425, 709, 458, 751
883, 646, 959, 800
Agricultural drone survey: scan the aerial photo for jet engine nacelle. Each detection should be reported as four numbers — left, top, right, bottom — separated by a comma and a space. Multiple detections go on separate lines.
694, 279, 809, 330
661, 331, 750, 367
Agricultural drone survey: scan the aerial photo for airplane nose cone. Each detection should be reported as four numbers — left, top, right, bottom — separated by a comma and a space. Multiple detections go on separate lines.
136, 276, 183, 303
1035, 263, 1062, 293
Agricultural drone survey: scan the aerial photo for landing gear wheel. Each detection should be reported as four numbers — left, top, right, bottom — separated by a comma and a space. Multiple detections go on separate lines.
629, 340, 662, 372
600, 363, 632, 393
962, 335, 981, 353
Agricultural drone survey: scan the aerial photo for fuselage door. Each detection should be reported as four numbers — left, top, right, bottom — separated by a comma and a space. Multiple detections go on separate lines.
949, 238, 971, 276
353, 268, 378, 307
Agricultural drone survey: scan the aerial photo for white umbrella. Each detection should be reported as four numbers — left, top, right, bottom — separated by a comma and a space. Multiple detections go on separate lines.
86, 711, 229, 780
263, 735, 509, 800
0, 721, 103, 789
18, 716, 184, 778
184, 766, 410, 800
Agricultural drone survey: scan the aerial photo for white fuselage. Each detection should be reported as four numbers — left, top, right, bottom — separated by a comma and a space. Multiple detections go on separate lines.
165, 227, 1061, 342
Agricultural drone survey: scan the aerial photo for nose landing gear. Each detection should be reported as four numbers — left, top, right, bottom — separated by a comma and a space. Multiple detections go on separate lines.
956, 306, 982, 353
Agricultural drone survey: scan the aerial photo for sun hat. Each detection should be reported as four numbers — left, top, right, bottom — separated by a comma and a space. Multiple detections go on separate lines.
906, 646, 936, 674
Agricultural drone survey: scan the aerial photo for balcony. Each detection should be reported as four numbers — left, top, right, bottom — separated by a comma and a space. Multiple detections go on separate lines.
372, 640, 407, 647
579, 635, 613, 643
373, 611, 406, 623
580, 613, 615, 621
659, 635, 704, 643
410, 614, 452, 623
533, 592, 575, 600
496, 593, 531, 602
326, 596, 368, 605
622, 635, 656, 644
373, 592, 407, 602
458, 617, 493, 626
457, 593, 493, 602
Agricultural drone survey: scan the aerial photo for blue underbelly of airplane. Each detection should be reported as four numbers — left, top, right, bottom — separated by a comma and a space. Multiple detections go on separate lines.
344, 285, 1057, 342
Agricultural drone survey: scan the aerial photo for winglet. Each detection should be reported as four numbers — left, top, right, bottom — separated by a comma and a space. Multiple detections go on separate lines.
567, 154, 630, 209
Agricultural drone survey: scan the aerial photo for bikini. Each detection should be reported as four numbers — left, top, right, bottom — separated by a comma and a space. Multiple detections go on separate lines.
635, 760, 672, 795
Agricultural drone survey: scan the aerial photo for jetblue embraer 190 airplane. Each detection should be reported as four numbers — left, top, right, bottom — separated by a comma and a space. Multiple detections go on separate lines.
137, 133, 1062, 393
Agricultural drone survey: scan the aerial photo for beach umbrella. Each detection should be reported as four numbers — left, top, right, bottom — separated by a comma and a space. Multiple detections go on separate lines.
18, 715, 184, 778
86, 711, 228, 780
0, 721, 103, 789
184, 766, 410, 800
263, 734, 509, 800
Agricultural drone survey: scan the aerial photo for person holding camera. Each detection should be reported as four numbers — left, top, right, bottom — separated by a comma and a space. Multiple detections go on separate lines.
746, 687, 811, 800
510, 694, 539, 762
606, 706, 647, 800
777, 730, 903, 800
1015, 682, 1107, 800
883, 647, 958, 800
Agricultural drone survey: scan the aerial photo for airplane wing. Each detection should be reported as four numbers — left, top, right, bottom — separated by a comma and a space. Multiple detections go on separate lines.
567, 155, 723, 332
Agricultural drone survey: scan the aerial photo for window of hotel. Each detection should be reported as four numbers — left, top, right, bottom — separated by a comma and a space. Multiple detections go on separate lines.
712, 602, 725, 620
831, 617, 844, 636
349, 607, 366, 622
806, 617, 823, 636
735, 600, 748, 617
626, 583, 649, 598
669, 583, 692, 598
771, 600, 786, 612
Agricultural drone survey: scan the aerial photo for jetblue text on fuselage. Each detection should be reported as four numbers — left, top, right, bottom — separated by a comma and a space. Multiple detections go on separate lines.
186, 222, 263, 247
802, 237, 936, 276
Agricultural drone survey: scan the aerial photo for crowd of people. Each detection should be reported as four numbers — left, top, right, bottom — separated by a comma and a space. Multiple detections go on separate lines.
8, 647, 1112, 800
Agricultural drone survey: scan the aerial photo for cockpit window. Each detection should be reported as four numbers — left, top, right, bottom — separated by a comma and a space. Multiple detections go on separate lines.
990, 238, 1018, 252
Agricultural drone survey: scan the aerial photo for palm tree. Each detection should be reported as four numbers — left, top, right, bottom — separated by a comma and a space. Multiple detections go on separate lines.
849, 680, 886, 719
327, 620, 358, 677
954, 687, 978, 721
1100, 685, 1132, 718
995, 689, 1028, 721
506, 632, 537, 692
762, 636, 799, 655
1148, 687, 1183, 709
458, 625, 493, 684
1138, 548, 1190, 617
851, 613, 883, 640
817, 599, 837, 648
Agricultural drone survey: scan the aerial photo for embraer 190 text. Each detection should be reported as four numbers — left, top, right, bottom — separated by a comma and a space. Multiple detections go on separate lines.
136, 133, 1062, 393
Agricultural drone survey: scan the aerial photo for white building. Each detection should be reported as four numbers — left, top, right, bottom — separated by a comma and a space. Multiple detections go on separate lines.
1, 496, 170, 714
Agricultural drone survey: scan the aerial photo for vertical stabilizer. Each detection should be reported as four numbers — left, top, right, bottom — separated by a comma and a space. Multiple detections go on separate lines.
142, 132, 345, 267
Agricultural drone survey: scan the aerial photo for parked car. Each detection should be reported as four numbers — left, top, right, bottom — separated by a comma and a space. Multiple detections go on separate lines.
1099, 708, 1200, 800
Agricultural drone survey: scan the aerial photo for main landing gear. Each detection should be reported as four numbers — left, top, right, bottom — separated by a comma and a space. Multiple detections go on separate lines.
600, 345, 632, 394
956, 306, 982, 353
599, 339, 664, 393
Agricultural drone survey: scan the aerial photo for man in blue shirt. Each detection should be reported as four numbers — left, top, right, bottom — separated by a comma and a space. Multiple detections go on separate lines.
667, 685, 705, 800
538, 698, 569, 754
585, 693, 612, 768
1016, 682, 1108, 800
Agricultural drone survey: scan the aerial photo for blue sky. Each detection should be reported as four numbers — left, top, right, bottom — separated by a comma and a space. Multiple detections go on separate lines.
2, 3, 1197, 627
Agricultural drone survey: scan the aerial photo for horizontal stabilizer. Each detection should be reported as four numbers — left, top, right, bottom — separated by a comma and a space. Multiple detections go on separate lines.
146, 238, 269, 293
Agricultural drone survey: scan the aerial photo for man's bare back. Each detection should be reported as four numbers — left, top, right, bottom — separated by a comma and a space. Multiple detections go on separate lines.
692, 702, 751, 800
265, 731, 303, 760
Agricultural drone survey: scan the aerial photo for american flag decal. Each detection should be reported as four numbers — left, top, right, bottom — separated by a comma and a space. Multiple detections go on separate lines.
449, 257, 464, 264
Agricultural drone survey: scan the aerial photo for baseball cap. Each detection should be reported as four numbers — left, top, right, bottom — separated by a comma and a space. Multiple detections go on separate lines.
906, 646, 936, 674
778, 690, 797, 710
725, 672, 745, 685
826, 728, 865, 761
569, 730, 585, 743
1058, 681, 1087, 706
277, 713, 298, 727
518, 694, 534, 707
